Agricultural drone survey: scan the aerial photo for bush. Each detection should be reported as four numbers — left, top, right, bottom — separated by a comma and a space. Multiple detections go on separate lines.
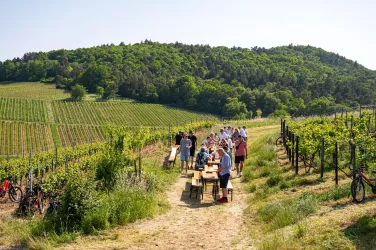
266, 174, 281, 187
71, 84, 87, 101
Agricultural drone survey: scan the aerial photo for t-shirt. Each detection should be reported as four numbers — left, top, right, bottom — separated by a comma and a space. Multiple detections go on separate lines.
202, 139, 209, 146
232, 131, 240, 142
240, 129, 246, 138
219, 132, 228, 141
180, 138, 192, 153
234, 140, 247, 156
196, 151, 209, 166
228, 139, 233, 149
175, 134, 182, 145
220, 152, 231, 175
188, 135, 197, 149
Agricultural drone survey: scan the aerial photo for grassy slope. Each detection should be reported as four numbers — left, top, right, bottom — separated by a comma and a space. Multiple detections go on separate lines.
242, 132, 376, 250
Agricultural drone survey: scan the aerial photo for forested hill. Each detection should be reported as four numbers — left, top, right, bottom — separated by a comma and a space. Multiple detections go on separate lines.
1, 41, 375, 118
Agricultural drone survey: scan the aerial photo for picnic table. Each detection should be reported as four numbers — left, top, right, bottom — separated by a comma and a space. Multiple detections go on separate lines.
201, 166, 219, 200
207, 159, 220, 165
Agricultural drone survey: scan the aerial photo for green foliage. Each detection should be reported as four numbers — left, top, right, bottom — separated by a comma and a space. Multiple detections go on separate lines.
2, 43, 375, 116
71, 84, 87, 101
96, 86, 104, 97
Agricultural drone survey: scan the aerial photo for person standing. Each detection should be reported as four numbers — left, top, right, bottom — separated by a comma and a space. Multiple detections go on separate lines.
179, 133, 192, 173
232, 128, 240, 142
188, 130, 197, 169
242, 126, 248, 141
216, 148, 231, 203
175, 131, 183, 145
234, 135, 247, 177
240, 127, 246, 140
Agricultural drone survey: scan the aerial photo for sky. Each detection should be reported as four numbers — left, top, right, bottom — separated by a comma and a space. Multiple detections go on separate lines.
0, 0, 375, 69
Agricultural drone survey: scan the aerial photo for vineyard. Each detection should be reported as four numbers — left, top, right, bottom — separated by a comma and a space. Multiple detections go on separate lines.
0, 97, 49, 122
0, 82, 219, 156
0, 120, 54, 156
280, 110, 376, 183
51, 101, 217, 126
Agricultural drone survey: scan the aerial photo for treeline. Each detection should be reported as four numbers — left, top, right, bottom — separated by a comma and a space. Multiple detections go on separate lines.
1, 40, 375, 117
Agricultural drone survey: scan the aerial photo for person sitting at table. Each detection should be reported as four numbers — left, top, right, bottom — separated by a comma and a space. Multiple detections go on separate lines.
219, 139, 228, 148
202, 136, 210, 147
195, 147, 209, 170
216, 148, 231, 203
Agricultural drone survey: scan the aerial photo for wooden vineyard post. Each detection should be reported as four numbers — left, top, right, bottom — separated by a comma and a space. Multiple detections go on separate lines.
291, 133, 295, 168
29, 166, 33, 193
334, 142, 338, 185
280, 119, 283, 135
320, 138, 325, 178
65, 155, 68, 171
138, 149, 142, 181
134, 159, 137, 176
285, 126, 289, 150
295, 136, 299, 175
288, 131, 292, 162
351, 144, 356, 179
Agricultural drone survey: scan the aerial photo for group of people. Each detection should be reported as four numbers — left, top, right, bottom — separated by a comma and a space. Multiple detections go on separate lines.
175, 126, 248, 203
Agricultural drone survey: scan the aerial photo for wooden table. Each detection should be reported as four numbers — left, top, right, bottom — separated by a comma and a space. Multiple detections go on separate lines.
207, 159, 220, 165
201, 170, 219, 200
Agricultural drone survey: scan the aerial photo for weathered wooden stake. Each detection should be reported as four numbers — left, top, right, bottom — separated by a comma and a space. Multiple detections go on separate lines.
295, 136, 299, 175
320, 138, 325, 178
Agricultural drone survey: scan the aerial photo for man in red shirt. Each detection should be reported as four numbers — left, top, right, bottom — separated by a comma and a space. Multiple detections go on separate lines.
234, 135, 247, 177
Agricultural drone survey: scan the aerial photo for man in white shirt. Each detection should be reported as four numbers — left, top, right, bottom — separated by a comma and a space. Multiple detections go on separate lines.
219, 129, 228, 141
242, 126, 248, 141
226, 126, 233, 137
239, 127, 246, 139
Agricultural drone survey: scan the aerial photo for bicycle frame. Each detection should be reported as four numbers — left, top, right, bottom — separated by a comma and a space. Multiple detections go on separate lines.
0, 180, 11, 192
359, 169, 376, 187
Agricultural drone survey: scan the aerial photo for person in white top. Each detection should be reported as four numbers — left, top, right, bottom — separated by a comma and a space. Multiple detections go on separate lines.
240, 127, 246, 139
226, 126, 233, 137
242, 126, 248, 141
219, 129, 228, 141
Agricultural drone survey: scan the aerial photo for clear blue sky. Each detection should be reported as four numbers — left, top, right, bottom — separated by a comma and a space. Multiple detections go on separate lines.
1, 0, 375, 69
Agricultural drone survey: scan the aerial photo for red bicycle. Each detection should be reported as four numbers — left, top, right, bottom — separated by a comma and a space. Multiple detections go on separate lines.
0, 178, 22, 202
351, 164, 376, 203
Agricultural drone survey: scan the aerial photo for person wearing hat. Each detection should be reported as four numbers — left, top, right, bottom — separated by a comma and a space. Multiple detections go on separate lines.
188, 130, 197, 169
179, 133, 192, 173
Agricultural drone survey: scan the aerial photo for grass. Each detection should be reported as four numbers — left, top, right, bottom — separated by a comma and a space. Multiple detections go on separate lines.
0, 82, 70, 100
242, 131, 376, 250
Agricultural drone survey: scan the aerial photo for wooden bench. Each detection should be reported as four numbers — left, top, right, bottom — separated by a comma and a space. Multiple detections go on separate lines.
190, 171, 203, 199
227, 180, 233, 201
168, 145, 179, 168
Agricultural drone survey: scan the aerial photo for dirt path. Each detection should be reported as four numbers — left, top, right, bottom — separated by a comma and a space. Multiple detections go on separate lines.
59, 126, 279, 250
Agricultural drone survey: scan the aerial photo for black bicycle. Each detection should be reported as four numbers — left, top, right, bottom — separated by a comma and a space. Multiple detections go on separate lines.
18, 184, 45, 218
351, 164, 376, 203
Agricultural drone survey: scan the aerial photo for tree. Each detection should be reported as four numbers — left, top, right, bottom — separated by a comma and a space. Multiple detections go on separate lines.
71, 85, 87, 101
96, 86, 104, 98
223, 97, 248, 119
256, 109, 262, 118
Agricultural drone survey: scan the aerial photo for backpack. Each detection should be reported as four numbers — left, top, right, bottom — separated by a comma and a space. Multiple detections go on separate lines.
195, 152, 206, 169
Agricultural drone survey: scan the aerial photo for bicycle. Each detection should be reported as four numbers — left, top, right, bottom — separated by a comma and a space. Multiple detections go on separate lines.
275, 133, 287, 147
18, 184, 45, 218
351, 164, 376, 203
0, 178, 22, 202
46, 193, 61, 215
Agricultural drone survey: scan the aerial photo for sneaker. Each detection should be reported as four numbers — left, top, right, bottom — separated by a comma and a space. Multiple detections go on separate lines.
240, 172, 243, 177
219, 198, 228, 203
236, 173, 240, 178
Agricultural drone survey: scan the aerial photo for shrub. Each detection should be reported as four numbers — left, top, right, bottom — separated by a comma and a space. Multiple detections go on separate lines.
71, 84, 87, 101
266, 174, 281, 187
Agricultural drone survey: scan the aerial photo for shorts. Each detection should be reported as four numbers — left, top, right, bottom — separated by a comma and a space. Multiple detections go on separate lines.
180, 151, 189, 161
190, 147, 196, 157
235, 155, 245, 164
220, 173, 230, 188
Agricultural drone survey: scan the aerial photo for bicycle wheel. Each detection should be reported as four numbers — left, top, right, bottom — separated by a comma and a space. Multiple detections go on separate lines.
351, 178, 365, 203
276, 137, 283, 147
8, 186, 22, 202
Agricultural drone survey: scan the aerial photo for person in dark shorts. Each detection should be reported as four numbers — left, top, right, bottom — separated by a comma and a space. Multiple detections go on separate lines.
175, 131, 183, 145
234, 135, 247, 177
216, 148, 231, 203
188, 130, 197, 169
